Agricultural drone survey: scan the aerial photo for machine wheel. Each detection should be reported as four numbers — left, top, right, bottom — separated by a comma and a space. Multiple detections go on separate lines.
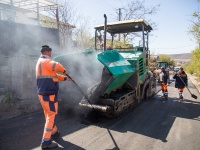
144, 84, 149, 100
87, 82, 101, 103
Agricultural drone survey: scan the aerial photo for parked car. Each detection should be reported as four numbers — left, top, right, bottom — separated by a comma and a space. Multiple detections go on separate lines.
174, 67, 180, 72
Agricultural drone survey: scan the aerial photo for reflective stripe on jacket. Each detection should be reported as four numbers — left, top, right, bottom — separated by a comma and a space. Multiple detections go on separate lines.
36, 55, 66, 95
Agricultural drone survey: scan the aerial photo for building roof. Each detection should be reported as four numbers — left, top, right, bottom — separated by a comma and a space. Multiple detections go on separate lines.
0, 0, 59, 11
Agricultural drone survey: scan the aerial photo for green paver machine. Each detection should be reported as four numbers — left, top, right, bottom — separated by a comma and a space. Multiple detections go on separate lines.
54, 15, 157, 117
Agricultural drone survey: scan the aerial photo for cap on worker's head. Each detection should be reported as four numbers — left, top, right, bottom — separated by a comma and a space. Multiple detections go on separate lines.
41, 45, 52, 52
161, 66, 165, 69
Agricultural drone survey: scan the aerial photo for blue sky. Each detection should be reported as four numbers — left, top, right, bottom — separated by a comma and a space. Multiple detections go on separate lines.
72, 0, 199, 54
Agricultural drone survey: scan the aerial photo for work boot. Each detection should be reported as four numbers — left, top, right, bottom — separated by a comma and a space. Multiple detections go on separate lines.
41, 141, 58, 149
51, 131, 60, 139
164, 94, 168, 100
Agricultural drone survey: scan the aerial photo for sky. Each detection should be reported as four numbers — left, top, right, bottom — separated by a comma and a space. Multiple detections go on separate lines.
70, 0, 199, 54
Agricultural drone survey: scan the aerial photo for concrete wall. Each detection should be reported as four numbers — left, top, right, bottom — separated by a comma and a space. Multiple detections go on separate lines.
0, 55, 37, 100
0, 21, 59, 101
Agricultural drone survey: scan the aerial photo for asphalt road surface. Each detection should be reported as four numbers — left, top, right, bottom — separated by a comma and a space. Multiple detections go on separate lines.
0, 78, 200, 150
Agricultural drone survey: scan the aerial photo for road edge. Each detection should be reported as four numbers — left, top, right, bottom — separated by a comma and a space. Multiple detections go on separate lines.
187, 74, 200, 93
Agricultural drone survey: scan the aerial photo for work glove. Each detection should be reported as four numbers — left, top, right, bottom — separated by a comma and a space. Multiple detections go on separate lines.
65, 74, 72, 81
66, 76, 72, 81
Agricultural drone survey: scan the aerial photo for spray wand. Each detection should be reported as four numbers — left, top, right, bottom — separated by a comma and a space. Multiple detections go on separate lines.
65, 74, 111, 113
65, 74, 92, 105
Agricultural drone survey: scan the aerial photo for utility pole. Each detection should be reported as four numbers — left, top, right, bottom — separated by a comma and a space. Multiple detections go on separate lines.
10, 0, 15, 22
56, 5, 59, 30
119, 8, 122, 21
37, 0, 40, 25
118, 8, 122, 41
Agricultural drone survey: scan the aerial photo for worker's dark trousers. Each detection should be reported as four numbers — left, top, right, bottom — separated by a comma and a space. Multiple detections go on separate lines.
38, 94, 58, 145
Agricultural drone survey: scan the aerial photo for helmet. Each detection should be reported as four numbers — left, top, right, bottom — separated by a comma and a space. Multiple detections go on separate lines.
41, 45, 52, 52
161, 66, 165, 69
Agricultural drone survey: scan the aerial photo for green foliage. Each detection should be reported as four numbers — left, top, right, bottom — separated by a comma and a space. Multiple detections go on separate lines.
0, 91, 18, 103
189, 1, 200, 46
158, 54, 175, 66
186, 64, 195, 74
186, 47, 200, 77
1, 92, 11, 103
107, 40, 133, 49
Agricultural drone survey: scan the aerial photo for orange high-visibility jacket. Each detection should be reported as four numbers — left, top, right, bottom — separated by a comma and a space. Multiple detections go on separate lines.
36, 55, 67, 95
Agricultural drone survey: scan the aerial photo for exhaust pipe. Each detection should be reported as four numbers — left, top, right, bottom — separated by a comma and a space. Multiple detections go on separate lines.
79, 102, 112, 113
103, 14, 107, 51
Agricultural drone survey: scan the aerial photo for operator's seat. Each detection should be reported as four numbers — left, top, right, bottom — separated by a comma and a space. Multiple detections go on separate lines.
135, 46, 147, 52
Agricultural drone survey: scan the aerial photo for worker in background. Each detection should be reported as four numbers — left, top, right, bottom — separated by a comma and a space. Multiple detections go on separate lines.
36, 45, 71, 149
106, 44, 113, 50
159, 66, 169, 99
173, 67, 188, 99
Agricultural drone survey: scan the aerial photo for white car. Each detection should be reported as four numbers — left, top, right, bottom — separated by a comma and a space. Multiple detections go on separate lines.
174, 67, 180, 72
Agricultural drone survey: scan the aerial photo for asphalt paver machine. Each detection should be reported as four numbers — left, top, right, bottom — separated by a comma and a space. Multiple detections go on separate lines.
54, 15, 157, 117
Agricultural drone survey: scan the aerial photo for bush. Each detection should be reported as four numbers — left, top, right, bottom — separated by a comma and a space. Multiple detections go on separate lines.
186, 47, 200, 80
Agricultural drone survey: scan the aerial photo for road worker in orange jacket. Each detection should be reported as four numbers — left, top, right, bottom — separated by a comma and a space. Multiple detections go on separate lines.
173, 67, 188, 100
158, 67, 169, 99
36, 45, 70, 149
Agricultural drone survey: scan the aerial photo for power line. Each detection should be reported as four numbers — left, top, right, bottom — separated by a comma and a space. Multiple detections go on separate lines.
151, 44, 196, 50
95, 0, 117, 19
119, 0, 126, 9
100, 0, 116, 10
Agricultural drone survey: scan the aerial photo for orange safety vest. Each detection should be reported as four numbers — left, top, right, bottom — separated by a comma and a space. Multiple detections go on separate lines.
36, 55, 66, 95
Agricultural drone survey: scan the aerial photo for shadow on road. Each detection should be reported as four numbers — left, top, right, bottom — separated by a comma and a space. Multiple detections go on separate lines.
98, 93, 200, 143
0, 108, 87, 150
0, 78, 199, 150
169, 97, 200, 120
54, 137, 85, 150
106, 128, 120, 150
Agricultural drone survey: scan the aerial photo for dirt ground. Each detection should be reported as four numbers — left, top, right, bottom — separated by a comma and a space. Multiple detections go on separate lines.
188, 74, 200, 93
0, 73, 199, 121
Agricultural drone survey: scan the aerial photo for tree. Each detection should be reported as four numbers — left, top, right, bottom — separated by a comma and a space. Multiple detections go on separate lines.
120, 0, 159, 21
47, 0, 94, 51
149, 55, 157, 68
158, 54, 175, 66
72, 17, 94, 49
186, 47, 200, 76
148, 50, 158, 68
115, 0, 160, 45
189, 1, 200, 47
186, 0, 200, 77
